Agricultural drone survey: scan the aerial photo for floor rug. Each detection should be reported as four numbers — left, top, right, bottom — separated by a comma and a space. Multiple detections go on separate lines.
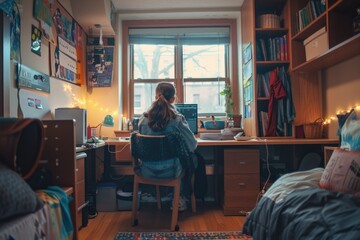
114, 231, 252, 240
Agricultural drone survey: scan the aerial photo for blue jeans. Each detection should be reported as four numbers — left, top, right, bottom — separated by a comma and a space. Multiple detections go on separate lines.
136, 157, 183, 179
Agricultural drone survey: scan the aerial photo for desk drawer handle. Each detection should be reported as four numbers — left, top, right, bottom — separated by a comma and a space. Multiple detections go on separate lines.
239, 161, 246, 165
238, 182, 245, 186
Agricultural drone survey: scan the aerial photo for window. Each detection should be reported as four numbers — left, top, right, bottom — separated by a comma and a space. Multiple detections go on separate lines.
129, 26, 231, 116
134, 94, 141, 108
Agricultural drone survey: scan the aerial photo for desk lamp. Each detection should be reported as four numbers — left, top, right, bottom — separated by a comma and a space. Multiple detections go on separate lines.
99, 114, 114, 139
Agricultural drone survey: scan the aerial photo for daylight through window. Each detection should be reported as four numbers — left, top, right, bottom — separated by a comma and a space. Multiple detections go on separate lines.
129, 27, 230, 116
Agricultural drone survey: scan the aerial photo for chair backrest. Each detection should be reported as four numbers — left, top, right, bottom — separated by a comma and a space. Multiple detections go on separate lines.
130, 133, 178, 163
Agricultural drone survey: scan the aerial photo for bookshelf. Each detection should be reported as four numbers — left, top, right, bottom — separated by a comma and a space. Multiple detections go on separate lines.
290, 0, 360, 72
241, 0, 292, 137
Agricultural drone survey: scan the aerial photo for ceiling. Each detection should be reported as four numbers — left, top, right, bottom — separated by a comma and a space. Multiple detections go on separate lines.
71, 0, 244, 36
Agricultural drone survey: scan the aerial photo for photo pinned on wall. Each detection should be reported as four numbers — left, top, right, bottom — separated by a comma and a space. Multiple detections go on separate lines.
31, 25, 42, 56
86, 37, 115, 87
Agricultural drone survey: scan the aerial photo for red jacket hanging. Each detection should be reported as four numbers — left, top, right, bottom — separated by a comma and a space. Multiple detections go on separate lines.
266, 68, 286, 136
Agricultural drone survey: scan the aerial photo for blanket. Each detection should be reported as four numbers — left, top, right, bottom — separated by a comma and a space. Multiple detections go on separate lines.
242, 168, 360, 240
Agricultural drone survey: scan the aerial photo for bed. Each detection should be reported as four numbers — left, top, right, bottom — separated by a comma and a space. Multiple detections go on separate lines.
242, 109, 360, 239
0, 118, 77, 240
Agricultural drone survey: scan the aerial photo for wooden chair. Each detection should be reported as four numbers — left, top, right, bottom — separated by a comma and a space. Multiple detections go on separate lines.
130, 133, 196, 231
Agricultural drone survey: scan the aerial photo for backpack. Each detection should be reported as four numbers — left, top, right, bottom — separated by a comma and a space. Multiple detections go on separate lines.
194, 152, 208, 202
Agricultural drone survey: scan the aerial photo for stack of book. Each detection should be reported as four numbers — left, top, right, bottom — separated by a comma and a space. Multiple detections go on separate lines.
295, 0, 326, 34
256, 35, 288, 62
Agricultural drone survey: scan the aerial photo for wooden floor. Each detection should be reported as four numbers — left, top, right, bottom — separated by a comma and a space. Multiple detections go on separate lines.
78, 202, 246, 240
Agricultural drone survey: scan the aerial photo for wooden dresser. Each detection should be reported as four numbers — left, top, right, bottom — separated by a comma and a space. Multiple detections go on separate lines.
223, 148, 260, 215
75, 152, 87, 231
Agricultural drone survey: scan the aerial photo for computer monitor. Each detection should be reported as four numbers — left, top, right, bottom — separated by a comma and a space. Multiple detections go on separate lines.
175, 103, 198, 134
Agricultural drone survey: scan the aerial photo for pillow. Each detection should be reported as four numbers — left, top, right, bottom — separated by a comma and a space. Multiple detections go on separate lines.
320, 148, 360, 195
340, 108, 360, 151
0, 164, 41, 221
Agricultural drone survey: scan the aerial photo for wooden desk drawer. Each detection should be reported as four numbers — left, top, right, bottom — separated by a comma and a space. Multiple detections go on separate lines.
76, 157, 85, 182
115, 144, 132, 162
224, 149, 259, 174
224, 174, 260, 192
223, 190, 259, 208
76, 180, 85, 208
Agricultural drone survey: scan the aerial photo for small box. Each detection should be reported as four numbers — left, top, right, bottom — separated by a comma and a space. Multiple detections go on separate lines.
96, 182, 117, 212
303, 27, 329, 61
117, 189, 141, 211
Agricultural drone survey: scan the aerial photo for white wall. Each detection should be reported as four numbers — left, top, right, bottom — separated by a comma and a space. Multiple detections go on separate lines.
323, 55, 360, 138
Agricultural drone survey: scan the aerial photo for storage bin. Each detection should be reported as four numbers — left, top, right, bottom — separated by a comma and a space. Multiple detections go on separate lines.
303, 118, 324, 139
96, 182, 117, 212
303, 27, 329, 61
117, 189, 141, 211
258, 14, 280, 28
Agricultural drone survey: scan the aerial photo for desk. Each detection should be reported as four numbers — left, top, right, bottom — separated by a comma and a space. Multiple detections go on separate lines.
104, 138, 338, 215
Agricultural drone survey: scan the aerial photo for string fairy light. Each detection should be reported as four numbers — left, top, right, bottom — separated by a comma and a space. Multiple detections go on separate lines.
322, 104, 360, 125
62, 84, 119, 118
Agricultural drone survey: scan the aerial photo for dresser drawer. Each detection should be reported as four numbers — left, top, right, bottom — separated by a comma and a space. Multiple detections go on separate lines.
115, 143, 131, 162
76, 157, 85, 182
224, 174, 260, 192
76, 180, 85, 208
223, 190, 259, 208
224, 149, 259, 174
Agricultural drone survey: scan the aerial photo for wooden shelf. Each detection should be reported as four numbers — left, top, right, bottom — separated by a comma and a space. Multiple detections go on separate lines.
256, 28, 288, 38
291, 33, 360, 72
256, 61, 290, 72
290, 0, 360, 72
291, 13, 326, 41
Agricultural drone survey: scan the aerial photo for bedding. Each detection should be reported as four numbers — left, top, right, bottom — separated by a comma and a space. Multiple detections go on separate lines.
242, 168, 360, 240
0, 164, 41, 221
0, 187, 73, 240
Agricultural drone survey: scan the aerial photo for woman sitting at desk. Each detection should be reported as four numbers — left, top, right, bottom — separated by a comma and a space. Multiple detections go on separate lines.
137, 82, 198, 211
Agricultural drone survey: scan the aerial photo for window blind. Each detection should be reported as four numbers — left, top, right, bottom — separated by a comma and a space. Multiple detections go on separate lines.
129, 27, 230, 45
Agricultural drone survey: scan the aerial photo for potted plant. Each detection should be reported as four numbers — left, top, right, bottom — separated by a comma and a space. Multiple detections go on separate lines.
220, 83, 234, 119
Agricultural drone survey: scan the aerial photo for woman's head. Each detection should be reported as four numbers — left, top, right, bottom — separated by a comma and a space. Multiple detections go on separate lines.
145, 82, 177, 131
155, 82, 176, 103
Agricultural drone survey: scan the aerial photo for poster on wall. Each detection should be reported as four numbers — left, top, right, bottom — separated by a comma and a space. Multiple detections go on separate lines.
33, 0, 53, 43
86, 37, 114, 87
34, 0, 86, 85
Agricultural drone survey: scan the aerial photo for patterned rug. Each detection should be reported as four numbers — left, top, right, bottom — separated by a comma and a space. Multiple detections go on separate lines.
114, 231, 252, 240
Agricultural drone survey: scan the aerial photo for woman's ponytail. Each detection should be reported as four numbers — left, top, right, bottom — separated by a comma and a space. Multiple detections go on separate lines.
145, 83, 177, 131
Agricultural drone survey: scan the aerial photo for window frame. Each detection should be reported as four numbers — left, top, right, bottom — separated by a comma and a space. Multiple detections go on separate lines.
121, 19, 239, 119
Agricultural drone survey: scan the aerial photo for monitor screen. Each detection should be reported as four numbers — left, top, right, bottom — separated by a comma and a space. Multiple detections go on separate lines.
175, 104, 198, 134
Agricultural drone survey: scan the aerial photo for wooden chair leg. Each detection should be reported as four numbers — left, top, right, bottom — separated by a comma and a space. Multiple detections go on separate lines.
131, 176, 139, 226
171, 181, 181, 231
156, 185, 161, 209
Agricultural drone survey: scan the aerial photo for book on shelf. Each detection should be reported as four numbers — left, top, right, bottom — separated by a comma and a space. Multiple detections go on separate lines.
259, 111, 269, 137
257, 36, 288, 62
257, 73, 270, 98
295, 0, 326, 34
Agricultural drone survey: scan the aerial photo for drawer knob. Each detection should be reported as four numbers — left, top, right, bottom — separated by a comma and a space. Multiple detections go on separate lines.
238, 182, 245, 186
239, 161, 246, 165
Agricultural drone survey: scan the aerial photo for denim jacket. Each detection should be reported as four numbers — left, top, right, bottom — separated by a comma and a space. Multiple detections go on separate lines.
135, 113, 198, 195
